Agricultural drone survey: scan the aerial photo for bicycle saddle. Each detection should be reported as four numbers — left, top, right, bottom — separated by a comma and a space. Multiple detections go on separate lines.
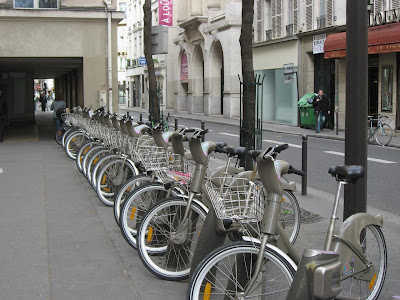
226, 146, 248, 158
328, 165, 364, 183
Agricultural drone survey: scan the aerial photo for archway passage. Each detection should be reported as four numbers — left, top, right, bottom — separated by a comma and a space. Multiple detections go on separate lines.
209, 41, 224, 115
0, 57, 82, 141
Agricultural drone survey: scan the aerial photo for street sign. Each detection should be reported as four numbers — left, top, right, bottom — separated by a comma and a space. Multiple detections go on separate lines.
139, 57, 147, 66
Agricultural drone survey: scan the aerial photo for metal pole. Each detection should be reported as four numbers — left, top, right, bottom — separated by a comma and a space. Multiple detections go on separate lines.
175, 118, 178, 131
335, 109, 339, 135
344, 0, 368, 218
104, 1, 113, 114
302, 135, 308, 195
139, 113, 142, 122
201, 120, 205, 143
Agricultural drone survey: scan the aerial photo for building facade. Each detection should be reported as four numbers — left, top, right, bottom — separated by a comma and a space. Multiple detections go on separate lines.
0, 0, 123, 123
172, 0, 242, 119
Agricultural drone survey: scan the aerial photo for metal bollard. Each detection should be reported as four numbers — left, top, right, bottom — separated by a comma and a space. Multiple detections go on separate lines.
175, 118, 178, 131
201, 120, 205, 143
335, 110, 339, 136
302, 134, 308, 195
139, 113, 142, 122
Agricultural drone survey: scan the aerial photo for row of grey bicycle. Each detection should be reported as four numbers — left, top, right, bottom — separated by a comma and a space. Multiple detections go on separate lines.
55, 106, 387, 300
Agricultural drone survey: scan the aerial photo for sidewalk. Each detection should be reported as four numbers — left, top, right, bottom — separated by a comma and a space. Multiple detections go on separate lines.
119, 105, 400, 149
0, 111, 398, 299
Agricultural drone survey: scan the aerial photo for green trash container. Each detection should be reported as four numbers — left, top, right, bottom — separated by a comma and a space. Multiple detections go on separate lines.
298, 93, 317, 129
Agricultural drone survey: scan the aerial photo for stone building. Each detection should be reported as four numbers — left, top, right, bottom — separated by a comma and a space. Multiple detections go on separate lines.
0, 0, 123, 123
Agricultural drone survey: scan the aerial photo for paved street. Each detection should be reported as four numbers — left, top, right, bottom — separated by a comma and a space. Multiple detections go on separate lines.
0, 110, 399, 299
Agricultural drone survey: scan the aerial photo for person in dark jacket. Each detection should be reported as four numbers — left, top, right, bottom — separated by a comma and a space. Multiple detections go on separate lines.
313, 89, 330, 133
0, 89, 7, 142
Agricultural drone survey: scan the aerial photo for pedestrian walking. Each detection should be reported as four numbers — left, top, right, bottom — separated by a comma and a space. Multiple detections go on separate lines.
40, 92, 47, 112
50, 92, 66, 131
0, 89, 7, 142
313, 89, 330, 133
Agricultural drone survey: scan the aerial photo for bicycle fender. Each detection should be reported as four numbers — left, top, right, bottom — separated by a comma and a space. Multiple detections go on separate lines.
331, 213, 383, 281
242, 236, 298, 272
192, 198, 209, 215
281, 181, 296, 191
126, 158, 139, 176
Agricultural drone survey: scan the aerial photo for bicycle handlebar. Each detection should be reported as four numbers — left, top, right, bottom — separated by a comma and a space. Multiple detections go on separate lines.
263, 144, 289, 160
288, 165, 304, 177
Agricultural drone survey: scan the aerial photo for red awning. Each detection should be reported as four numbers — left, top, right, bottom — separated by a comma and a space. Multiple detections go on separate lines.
324, 22, 400, 58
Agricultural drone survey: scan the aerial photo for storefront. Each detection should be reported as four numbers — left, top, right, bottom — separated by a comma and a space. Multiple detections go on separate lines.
324, 22, 400, 131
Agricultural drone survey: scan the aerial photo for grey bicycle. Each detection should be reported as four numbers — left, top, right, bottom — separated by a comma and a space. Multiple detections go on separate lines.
368, 115, 393, 146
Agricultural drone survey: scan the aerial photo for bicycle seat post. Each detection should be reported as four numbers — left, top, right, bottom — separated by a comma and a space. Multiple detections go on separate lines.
324, 179, 346, 251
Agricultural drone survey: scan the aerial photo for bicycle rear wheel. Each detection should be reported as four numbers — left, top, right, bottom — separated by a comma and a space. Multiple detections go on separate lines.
374, 123, 393, 146
188, 241, 295, 299
339, 224, 387, 300
137, 197, 207, 281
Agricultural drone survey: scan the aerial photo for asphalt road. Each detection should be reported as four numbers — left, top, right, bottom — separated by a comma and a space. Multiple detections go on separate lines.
154, 116, 400, 216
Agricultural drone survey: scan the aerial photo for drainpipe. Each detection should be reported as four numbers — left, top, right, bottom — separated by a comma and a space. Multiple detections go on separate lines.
104, 0, 113, 113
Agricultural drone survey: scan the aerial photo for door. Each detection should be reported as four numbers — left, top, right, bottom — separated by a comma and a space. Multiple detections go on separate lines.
368, 67, 379, 117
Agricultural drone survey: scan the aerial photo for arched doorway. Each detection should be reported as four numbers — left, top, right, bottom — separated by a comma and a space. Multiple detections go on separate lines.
209, 41, 224, 115
189, 45, 204, 113
177, 50, 189, 111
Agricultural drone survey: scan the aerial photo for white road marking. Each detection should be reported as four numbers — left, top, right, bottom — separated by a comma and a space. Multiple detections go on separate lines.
324, 151, 397, 164
262, 139, 302, 149
220, 133, 240, 137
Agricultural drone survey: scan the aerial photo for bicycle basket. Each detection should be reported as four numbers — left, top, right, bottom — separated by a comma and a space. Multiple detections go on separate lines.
164, 157, 195, 184
205, 177, 265, 222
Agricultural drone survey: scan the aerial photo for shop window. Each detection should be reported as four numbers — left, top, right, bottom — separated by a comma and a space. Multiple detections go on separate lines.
15, 0, 58, 8
381, 66, 393, 112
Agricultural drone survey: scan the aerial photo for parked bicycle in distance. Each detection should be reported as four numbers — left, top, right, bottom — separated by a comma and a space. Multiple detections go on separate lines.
368, 115, 393, 146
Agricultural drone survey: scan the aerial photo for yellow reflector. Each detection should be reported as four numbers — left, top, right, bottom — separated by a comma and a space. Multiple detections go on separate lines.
101, 175, 107, 185
126, 186, 132, 193
203, 282, 211, 300
72, 137, 77, 142
83, 147, 90, 154
93, 157, 99, 165
129, 207, 136, 220
369, 273, 377, 290
80, 157, 83, 162
147, 227, 154, 243
102, 187, 111, 193
282, 197, 285, 202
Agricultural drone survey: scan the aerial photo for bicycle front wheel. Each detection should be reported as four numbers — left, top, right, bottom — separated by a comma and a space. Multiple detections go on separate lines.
188, 241, 295, 300
96, 159, 137, 206
137, 197, 207, 281
339, 224, 387, 300
280, 190, 301, 244
374, 123, 393, 146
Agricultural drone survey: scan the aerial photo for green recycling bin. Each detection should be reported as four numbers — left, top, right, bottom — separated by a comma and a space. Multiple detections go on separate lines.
298, 93, 316, 129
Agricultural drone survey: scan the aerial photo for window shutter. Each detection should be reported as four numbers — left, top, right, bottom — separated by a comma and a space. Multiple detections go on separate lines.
306, 0, 313, 31
327, 0, 333, 26
293, 0, 298, 33
374, 0, 382, 13
392, 0, 400, 8
256, 0, 263, 41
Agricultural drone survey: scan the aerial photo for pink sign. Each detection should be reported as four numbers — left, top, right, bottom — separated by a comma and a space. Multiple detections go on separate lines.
180, 51, 188, 83
159, 0, 173, 26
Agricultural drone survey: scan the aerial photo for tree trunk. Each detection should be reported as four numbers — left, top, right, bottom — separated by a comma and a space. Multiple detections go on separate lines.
239, 0, 256, 169
143, 0, 160, 123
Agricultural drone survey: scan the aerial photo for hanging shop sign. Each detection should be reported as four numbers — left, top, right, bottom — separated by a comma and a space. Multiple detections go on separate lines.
313, 33, 326, 54
368, 7, 400, 26
180, 51, 188, 83
159, 0, 173, 26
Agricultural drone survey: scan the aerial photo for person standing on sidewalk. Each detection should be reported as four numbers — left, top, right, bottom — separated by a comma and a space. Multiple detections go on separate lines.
0, 89, 7, 142
313, 89, 330, 133
50, 93, 66, 131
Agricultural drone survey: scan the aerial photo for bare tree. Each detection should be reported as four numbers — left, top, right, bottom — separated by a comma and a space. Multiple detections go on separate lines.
143, 0, 160, 123
239, 0, 256, 168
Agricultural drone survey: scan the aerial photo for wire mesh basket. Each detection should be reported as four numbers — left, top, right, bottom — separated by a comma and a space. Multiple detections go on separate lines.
205, 177, 265, 223
163, 156, 195, 185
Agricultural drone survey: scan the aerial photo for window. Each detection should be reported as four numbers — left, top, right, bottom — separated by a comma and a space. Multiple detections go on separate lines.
15, 0, 58, 8
381, 66, 393, 112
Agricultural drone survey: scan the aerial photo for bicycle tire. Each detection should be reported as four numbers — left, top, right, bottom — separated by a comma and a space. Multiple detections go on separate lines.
119, 182, 179, 250
188, 241, 295, 299
62, 127, 77, 148
85, 148, 110, 182
113, 174, 153, 226
338, 224, 387, 300
65, 131, 88, 160
76, 140, 98, 173
82, 145, 107, 178
137, 197, 207, 281
374, 123, 393, 146
90, 154, 120, 188
281, 189, 301, 244
55, 125, 68, 146
96, 158, 137, 206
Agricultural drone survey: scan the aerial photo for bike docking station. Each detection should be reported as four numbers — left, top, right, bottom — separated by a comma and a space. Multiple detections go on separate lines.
286, 249, 343, 300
